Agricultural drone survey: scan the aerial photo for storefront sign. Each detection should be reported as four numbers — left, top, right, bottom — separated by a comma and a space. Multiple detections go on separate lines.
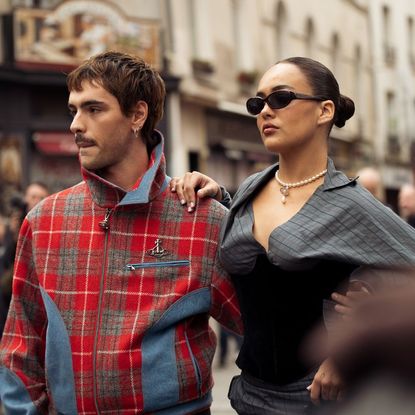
13, 0, 160, 70
33, 131, 78, 156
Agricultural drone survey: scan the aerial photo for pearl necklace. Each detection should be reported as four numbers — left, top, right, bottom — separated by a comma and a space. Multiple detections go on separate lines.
275, 168, 327, 204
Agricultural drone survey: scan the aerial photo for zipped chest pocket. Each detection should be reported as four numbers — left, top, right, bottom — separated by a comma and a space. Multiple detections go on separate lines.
125, 260, 190, 271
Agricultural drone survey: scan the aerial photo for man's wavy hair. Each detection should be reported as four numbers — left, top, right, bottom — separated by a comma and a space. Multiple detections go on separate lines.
67, 51, 166, 151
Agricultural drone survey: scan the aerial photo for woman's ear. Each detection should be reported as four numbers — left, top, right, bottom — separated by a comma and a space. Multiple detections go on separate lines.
131, 100, 148, 131
317, 100, 335, 126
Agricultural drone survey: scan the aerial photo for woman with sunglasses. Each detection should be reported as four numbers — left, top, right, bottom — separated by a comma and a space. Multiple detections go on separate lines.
170, 57, 415, 414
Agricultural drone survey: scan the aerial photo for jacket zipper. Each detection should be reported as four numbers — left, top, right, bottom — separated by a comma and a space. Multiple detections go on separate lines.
125, 260, 190, 271
93, 208, 112, 414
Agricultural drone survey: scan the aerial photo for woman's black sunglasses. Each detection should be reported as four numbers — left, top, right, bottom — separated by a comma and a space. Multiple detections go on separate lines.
246, 90, 327, 115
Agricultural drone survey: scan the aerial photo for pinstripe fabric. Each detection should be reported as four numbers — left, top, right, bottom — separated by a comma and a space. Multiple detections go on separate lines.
219, 158, 415, 413
0, 133, 242, 414
228, 371, 317, 415
220, 158, 415, 274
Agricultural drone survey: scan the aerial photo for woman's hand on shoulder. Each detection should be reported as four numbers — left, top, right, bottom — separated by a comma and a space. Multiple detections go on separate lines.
308, 358, 345, 405
170, 171, 221, 212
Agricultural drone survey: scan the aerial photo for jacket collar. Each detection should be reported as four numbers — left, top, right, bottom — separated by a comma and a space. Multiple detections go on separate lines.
231, 157, 357, 213
81, 130, 169, 208
322, 158, 358, 191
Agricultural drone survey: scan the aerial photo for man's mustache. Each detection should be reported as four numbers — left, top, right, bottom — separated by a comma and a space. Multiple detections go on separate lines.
75, 133, 96, 146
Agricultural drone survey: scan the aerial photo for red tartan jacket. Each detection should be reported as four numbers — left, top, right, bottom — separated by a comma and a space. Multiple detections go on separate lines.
0, 133, 242, 415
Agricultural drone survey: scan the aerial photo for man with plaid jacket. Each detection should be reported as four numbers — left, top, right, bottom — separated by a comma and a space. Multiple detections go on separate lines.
0, 51, 242, 414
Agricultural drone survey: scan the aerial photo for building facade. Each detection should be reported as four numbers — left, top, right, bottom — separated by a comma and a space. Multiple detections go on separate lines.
0, 0, 414, 209
0, 0, 178, 213
163, 0, 377, 193
162, 0, 415, 203
369, 0, 415, 201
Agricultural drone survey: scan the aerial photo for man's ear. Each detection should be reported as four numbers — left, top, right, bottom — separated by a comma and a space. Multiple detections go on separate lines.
131, 100, 148, 131
317, 100, 335, 126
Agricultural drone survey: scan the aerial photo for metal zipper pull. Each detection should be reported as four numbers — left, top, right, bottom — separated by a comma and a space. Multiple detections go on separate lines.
99, 208, 112, 231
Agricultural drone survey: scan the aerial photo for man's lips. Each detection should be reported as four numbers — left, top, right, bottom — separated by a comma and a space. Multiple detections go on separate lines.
75, 135, 96, 148
77, 142, 95, 148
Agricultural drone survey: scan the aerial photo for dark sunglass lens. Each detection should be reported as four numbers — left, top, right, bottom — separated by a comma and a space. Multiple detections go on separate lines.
268, 91, 293, 109
246, 97, 264, 115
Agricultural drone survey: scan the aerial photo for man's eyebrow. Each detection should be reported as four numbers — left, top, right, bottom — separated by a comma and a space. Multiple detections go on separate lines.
256, 84, 294, 97
67, 100, 106, 109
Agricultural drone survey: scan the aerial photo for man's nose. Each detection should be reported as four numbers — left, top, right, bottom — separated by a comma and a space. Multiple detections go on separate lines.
70, 112, 85, 134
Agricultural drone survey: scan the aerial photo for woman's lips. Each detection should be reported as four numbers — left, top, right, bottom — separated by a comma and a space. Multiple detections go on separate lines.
262, 124, 278, 134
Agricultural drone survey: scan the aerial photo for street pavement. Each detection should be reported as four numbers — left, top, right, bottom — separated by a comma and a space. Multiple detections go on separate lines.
210, 320, 240, 415
211, 360, 239, 415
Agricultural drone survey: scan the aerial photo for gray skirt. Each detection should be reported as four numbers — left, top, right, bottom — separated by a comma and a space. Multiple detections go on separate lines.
228, 370, 331, 415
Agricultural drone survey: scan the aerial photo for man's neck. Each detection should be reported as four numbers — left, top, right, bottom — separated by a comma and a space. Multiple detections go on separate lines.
99, 144, 151, 191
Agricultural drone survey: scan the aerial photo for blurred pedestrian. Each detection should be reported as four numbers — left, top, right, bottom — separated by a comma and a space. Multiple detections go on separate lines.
0, 51, 241, 414
0, 215, 6, 259
356, 166, 384, 202
171, 56, 415, 414
24, 181, 49, 213
0, 183, 49, 340
218, 326, 243, 368
0, 215, 7, 338
0, 195, 26, 338
398, 183, 415, 227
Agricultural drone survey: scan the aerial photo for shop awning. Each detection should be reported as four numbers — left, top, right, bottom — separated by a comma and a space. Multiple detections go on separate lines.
33, 131, 78, 156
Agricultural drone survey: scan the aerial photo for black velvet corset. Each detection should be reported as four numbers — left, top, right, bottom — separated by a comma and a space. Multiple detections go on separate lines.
232, 254, 355, 385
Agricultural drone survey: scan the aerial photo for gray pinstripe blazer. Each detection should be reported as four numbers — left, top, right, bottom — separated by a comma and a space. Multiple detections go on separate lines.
219, 158, 415, 276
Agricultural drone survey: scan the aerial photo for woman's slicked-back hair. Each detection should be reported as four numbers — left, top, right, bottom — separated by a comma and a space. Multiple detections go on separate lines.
67, 51, 166, 150
277, 57, 355, 128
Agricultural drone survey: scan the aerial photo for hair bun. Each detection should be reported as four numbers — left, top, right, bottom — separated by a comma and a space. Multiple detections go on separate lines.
334, 94, 355, 128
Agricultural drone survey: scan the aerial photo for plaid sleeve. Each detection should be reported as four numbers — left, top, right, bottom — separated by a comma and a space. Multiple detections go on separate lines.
210, 248, 243, 336
0, 218, 49, 411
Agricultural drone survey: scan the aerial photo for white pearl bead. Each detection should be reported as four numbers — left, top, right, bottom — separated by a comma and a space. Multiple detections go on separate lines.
275, 168, 327, 204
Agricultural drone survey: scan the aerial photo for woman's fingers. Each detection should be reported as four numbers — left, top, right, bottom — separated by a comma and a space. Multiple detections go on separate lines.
182, 172, 199, 211
169, 177, 187, 205
309, 379, 321, 405
170, 172, 221, 212
332, 287, 371, 316
197, 184, 220, 199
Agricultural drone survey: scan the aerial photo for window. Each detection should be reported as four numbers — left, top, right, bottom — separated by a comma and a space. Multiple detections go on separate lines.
353, 45, 363, 123
331, 33, 340, 77
275, 1, 288, 60
304, 17, 316, 58
233, 0, 256, 91
232, 0, 252, 70
188, 0, 214, 62
11, 0, 60, 7
386, 91, 400, 156
408, 17, 415, 68
382, 6, 395, 65
188, 151, 199, 172
188, 0, 215, 77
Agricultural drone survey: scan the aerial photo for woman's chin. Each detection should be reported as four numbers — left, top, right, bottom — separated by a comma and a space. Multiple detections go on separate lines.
262, 137, 282, 154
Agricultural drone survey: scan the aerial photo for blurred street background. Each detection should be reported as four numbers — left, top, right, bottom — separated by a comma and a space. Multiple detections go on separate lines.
0, 0, 415, 209
1, 0, 415, 413
211, 321, 240, 415
211, 358, 238, 415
